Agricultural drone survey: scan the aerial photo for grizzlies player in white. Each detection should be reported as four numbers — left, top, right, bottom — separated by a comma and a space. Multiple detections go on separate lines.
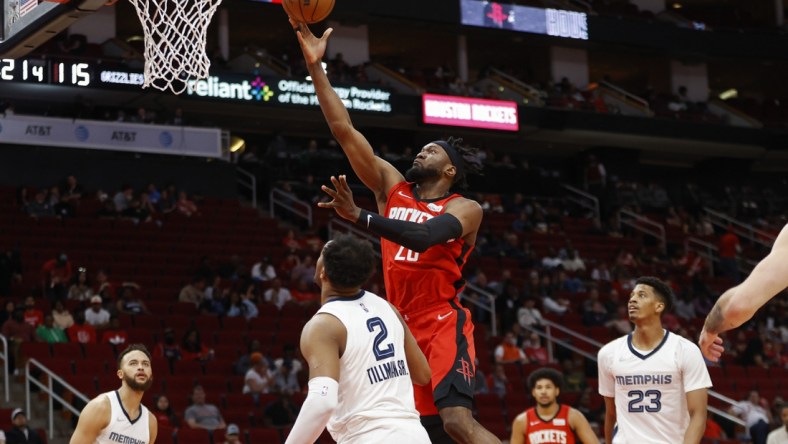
598, 277, 711, 444
71, 344, 158, 444
285, 234, 432, 444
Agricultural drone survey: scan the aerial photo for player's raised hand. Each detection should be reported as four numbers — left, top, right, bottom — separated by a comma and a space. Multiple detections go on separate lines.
698, 328, 725, 362
318, 175, 361, 222
289, 17, 333, 65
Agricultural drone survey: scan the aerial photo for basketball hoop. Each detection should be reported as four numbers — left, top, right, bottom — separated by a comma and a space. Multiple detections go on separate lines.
128, 0, 223, 94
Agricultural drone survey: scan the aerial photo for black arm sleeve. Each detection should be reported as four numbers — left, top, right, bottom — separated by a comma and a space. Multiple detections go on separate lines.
356, 209, 463, 253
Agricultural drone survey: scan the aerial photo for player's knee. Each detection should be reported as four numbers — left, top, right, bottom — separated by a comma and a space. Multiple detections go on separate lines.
441, 409, 472, 438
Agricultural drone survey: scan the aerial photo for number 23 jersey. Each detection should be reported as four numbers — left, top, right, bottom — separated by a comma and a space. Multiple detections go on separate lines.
381, 181, 473, 314
597, 331, 712, 444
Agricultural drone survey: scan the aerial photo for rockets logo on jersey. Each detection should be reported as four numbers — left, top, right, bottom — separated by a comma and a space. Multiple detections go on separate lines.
528, 429, 568, 444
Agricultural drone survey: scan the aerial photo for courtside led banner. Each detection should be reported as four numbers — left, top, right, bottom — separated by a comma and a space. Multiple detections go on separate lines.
422, 94, 519, 132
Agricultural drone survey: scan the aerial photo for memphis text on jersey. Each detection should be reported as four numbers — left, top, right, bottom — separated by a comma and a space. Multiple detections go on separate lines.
366, 359, 409, 385
615, 374, 673, 385
108, 432, 146, 444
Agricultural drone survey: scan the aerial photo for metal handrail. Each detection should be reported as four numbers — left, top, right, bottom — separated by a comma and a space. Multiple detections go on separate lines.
618, 209, 666, 253
26, 358, 91, 439
236, 167, 257, 208
703, 207, 776, 248
599, 80, 651, 109
0, 335, 9, 402
269, 188, 312, 227
529, 320, 746, 427
686, 236, 758, 275
562, 184, 600, 223
327, 218, 497, 335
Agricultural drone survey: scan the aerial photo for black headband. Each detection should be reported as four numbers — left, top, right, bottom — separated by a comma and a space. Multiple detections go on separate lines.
431, 140, 465, 178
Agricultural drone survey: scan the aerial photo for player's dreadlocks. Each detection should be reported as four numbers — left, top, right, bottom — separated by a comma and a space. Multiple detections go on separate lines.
444, 136, 483, 189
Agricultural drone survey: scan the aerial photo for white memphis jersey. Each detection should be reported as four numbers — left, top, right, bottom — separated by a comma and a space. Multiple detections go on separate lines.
94, 390, 150, 444
598, 331, 711, 444
317, 290, 423, 442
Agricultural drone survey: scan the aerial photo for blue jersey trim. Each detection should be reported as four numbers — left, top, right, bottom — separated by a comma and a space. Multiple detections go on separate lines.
627, 330, 670, 360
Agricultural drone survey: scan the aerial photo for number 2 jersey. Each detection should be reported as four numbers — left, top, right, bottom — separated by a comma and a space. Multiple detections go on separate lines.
316, 290, 428, 443
381, 181, 473, 314
597, 331, 712, 444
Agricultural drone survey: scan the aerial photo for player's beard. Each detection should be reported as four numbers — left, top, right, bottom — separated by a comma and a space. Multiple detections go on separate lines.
123, 372, 153, 392
405, 165, 440, 183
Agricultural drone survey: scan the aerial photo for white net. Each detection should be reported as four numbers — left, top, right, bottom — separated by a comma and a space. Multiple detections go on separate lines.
128, 0, 223, 94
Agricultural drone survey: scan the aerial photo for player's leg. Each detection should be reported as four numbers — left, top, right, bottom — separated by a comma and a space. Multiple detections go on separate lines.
431, 301, 501, 444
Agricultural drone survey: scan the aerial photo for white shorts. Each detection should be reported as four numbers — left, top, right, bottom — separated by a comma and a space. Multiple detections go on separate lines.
332, 417, 431, 444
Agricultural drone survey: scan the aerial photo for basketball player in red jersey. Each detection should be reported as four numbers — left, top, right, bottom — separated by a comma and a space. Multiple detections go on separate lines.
290, 18, 500, 444
510, 368, 599, 444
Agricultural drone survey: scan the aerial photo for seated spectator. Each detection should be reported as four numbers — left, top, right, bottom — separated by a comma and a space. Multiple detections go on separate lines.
220, 424, 242, 444
35, 314, 67, 344
184, 385, 226, 431
243, 352, 274, 402
561, 249, 586, 272
51, 301, 74, 330
84, 296, 110, 329
558, 270, 584, 294
606, 306, 633, 335
60, 175, 83, 206
290, 281, 319, 305
561, 359, 587, 392
524, 332, 550, 365
66, 311, 97, 344
115, 287, 149, 315
101, 316, 128, 347
517, 297, 544, 329
175, 191, 198, 217
674, 292, 696, 321
22, 297, 43, 328
41, 252, 72, 303
233, 339, 265, 376
272, 361, 300, 395
152, 395, 180, 429
494, 332, 528, 365
26, 189, 55, 218
67, 267, 93, 301
94, 268, 140, 301
153, 328, 181, 363
487, 364, 511, 398
2, 309, 35, 374
180, 329, 213, 361
542, 294, 570, 315
263, 279, 292, 310
263, 393, 300, 428
179, 277, 206, 308
113, 185, 133, 213
156, 189, 176, 214
541, 247, 563, 269
250, 256, 277, 282
224, 289, 259, 320
591, 262, 612, 282
6, 408, 43, 444
289, 254, 316, 287
273, 344, 304, 381
731, 390, 772, 444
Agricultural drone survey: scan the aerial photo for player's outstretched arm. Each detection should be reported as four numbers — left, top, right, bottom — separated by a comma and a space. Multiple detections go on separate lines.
569, 408, 601, 444
683, 389, 708, 444
508, 412, 526, 444
700, 224, 788, 361
389, 302, 431, 385
70, 396, 111, 444
285, 314, 343, 444
319, 175, 466, 252
602, 397, 616, 444
290, 19, 403, 201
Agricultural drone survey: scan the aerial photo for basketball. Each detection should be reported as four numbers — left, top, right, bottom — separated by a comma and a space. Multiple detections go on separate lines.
283, 0, 335, 24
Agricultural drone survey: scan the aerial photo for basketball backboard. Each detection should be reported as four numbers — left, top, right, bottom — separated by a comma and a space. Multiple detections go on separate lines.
1, 0, 106, 58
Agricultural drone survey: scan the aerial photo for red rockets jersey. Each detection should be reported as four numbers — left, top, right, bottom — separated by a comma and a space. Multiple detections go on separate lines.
380, 182, 473, 314
524, 404, 576, 444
